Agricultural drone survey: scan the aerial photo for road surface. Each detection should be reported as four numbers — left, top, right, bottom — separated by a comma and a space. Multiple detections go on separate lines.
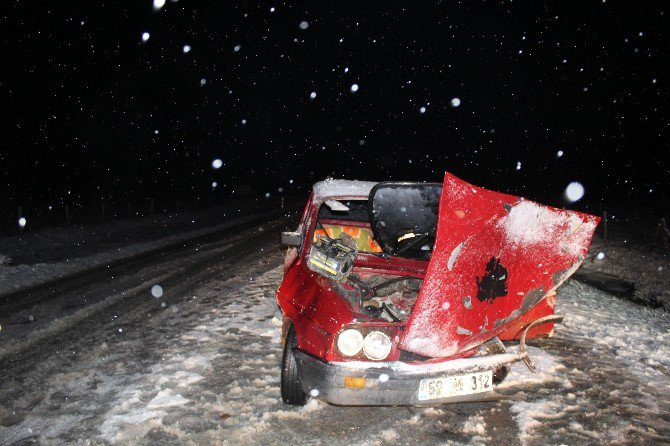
0, 219, 668, 445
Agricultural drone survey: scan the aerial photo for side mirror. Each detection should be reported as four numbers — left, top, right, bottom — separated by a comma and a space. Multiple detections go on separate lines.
281, 231, 302, 248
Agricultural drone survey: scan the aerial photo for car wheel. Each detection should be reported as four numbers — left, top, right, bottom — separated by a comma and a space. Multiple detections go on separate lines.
281, 324, 307, 405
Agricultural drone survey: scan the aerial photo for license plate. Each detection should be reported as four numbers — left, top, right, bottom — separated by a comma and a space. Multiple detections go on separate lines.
417, 370, 493, 401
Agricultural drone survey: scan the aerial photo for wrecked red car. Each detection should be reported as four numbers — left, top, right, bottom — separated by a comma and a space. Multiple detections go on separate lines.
277, 172, 599, 406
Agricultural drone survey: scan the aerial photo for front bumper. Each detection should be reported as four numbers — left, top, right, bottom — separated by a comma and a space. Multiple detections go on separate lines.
295, 314, 562, 406
294, 349, 528, 406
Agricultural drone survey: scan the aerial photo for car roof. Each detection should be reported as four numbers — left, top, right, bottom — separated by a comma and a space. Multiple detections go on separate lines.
312, 178, 378, 200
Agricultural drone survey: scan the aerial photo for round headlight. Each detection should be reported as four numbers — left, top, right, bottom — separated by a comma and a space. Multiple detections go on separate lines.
337, 329, 364, 356
363, 331, 392, 361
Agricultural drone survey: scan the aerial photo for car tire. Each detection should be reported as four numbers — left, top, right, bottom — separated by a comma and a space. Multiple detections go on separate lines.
281, 324, 307, 405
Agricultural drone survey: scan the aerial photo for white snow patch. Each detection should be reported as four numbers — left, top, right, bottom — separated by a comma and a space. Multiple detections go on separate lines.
461, 414, 487, 437
511, 399, 566, 445
380, 429, 399, 442
496, 200, 597, 257
147, 389, 189, 409
496, 346, 566, 390
312, 178, 377, 200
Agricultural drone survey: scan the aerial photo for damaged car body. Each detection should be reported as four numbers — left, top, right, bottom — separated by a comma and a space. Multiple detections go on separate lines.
276, 172, 599, 406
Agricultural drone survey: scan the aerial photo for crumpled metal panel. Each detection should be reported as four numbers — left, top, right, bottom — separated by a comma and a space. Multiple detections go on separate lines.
398, 172, 600, 358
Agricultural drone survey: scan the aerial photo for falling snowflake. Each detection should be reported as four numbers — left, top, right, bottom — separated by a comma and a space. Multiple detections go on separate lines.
233, 45, 241, 52
212, 159, 223, 169
153, 0, 166, 11
212, 181, 218, 188
299, 21, 309, 30
200, 78, 206, 85
564, 182, 585, 202
451, 97, 461, 107
183, 45, 192, 53
310, 91, 317, 99
141, 32, 150, 42
419, 106, 426, 114
516, 161, 522, 170
18, 217, 27, 228
350, 83, 359, 93
596, 252, 605, 260
557, 150, 564, 157
151, 285, 163, 298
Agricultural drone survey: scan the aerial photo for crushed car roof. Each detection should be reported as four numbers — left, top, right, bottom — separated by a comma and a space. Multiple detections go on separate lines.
312, 178, 378, 200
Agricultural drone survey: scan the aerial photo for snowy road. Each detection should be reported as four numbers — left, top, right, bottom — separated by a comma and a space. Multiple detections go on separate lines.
1, 222, 669, 445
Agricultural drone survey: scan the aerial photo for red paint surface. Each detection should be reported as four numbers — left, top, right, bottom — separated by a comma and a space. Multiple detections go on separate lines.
398, 172, 600, 358
277, 171, 599, 362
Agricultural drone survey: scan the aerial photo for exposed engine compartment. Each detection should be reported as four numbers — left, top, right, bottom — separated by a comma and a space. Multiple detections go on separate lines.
341, 273, 424, 322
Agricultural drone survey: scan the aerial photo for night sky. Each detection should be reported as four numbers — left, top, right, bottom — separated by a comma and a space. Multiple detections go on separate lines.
2, 1, 668, 219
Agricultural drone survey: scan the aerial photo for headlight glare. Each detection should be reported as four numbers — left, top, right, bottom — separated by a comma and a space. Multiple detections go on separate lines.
337, 329, 364, 356
363, 331, 392, 360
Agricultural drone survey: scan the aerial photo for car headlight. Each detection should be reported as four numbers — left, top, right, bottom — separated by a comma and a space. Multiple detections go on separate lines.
363, 331, 392, 360
337, 329, 364, 356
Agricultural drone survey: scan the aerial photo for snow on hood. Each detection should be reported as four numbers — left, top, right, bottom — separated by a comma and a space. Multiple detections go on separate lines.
398, 172, 600, 358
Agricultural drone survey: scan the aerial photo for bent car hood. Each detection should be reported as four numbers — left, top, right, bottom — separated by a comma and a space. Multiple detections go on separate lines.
397, 172, 600, 358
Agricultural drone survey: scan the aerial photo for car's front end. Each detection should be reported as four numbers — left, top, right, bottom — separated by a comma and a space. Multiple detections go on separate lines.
277, 172, 598, 406
293, 314, 556, 406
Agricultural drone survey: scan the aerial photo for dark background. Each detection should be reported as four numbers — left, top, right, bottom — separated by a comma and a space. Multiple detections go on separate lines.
1, 1, 668, 227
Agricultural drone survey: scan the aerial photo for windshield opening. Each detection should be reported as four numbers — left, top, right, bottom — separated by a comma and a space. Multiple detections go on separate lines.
314, 200, 383, 254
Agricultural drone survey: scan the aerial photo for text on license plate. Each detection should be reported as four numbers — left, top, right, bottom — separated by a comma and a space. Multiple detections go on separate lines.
417, 370, 493, 401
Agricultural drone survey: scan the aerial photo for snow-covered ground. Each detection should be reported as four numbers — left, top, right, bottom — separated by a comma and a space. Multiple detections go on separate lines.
0, 212, 668, 445
0, 200, 294, 296
581, 232, 670, 310
1, 253, 668, 444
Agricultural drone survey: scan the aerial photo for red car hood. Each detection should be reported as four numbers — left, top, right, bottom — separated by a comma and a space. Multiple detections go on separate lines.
398, 172, 600, 358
